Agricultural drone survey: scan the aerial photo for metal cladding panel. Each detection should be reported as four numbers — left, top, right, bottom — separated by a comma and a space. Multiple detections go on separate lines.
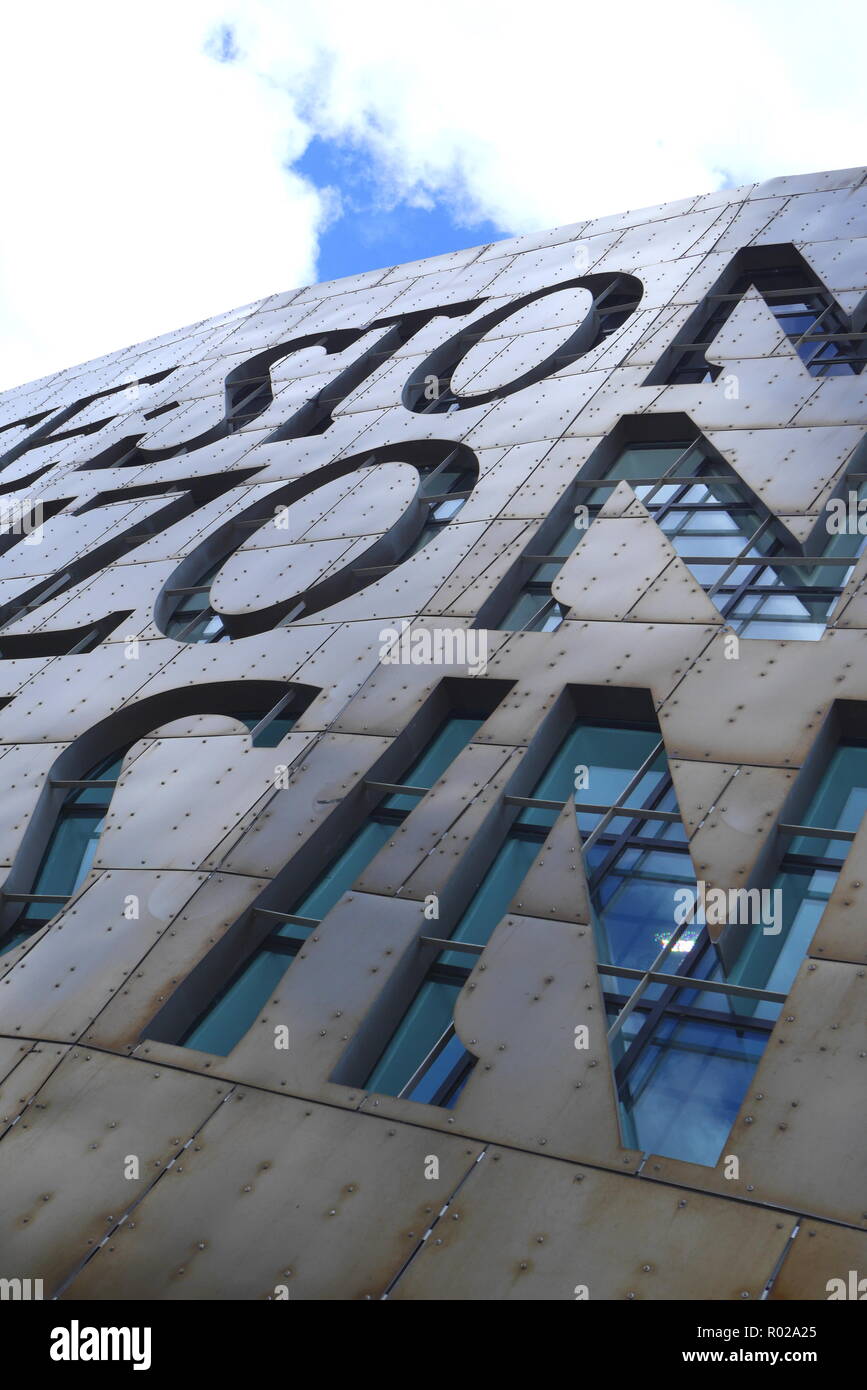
506, 800, 593, 924
553, 504, 723, 624
705, 425, 863, 515
0, 1049, 228, 1296
0, 166, 865, 1300
0, 1043, 69, 1132
658, 630, 867, 767
0, 641, 177, 744
79, 871, 272, 1051
665, 760, 739, 837
9, 561, 178, 644
387, 1146, 793, 1301
792, 374, 867, 427
449, 911, 632, 1165
209, 731, 393, 878
0, 743, 66, 866
626, 557, 726, 624
291, 524, 494, 627
0, 1036, 36, 1085
61, 1090, 483, 1301
686, 766, 797, 900
770, 1222, 867, 1302
427, 519, 535, 616
92, 735, 309, 871
135, 890, 439, 1100
831, 573, 867, 628
0, 870, 274, 1048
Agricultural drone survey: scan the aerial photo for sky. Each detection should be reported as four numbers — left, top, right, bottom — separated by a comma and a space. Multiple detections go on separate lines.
1, 0, 866, 391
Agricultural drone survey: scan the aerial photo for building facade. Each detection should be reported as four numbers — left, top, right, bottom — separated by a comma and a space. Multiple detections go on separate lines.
0, 166, 865, 1300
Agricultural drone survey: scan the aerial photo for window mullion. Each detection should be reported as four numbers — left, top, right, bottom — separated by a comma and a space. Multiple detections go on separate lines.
396, 1021, 457, 1099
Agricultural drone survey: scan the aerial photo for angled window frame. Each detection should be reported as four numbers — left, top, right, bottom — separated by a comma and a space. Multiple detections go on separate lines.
143, 676, 515, 1054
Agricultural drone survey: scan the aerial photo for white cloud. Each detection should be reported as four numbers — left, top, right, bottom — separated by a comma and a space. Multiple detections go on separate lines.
0, 2, 325, 390
2, 0, 866, 391
232, 0, 867, 230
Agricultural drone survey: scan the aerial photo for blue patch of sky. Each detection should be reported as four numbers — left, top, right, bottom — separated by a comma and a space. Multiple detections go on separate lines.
205, 23, 240, 64
296, 136, 510, 283
203, 28, 510, 281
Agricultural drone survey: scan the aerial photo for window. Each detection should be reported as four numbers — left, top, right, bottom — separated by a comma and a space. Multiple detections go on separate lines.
580, 437, 865, 640
161, 445, 479, 640
655, 252, 867, 384
725, 739, 867, 996
489, 430, 866, 641
363, 716, 688, 1106
547, 720, 778, 1167
402, 452, 478, 554
609, 735, 867, 1166
0, 683, 317, 956
363, 709, 866, 1170
496, 514, 582, 633
0, 749, 130, 954
179, 711, 494, 1056
164, 562, 230, 642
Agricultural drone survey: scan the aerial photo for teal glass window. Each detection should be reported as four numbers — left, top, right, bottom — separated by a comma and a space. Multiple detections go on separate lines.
493, 434, 866, 642
180, 712, 487, 1056
165, 563, 227, 642
660, 260, 866, 384
2, 749, 129, 952
578, 439, 865, 642
725, 740, 867, 997
612, 735, 867, 1165
404, 460, 477, 557
358, 706, 867, 1167
233, 711, 298, 747
499, 517, 581, 633
363, 716, 685, 1106
366, 979, 464, 1102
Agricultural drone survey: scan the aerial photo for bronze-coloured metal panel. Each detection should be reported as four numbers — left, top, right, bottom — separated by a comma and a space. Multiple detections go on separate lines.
388, 1146, 793, 1301
770, 1221, 867, 1301
0, 1049, 228, 1295
61, 1090, 483, 1300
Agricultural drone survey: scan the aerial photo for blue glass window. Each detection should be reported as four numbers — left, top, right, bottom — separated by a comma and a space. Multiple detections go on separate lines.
499, 434, 865, 643
1, 749, 129, 953
165, 563, 227, 642
610, 1010, 767, 1166
360, 708, 867, 1169
612, 735, 867, 1164
659, 260, 867, 384
180, 712, 488, 1056
725, 740, 867, 997
363, 717, 686, 1105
